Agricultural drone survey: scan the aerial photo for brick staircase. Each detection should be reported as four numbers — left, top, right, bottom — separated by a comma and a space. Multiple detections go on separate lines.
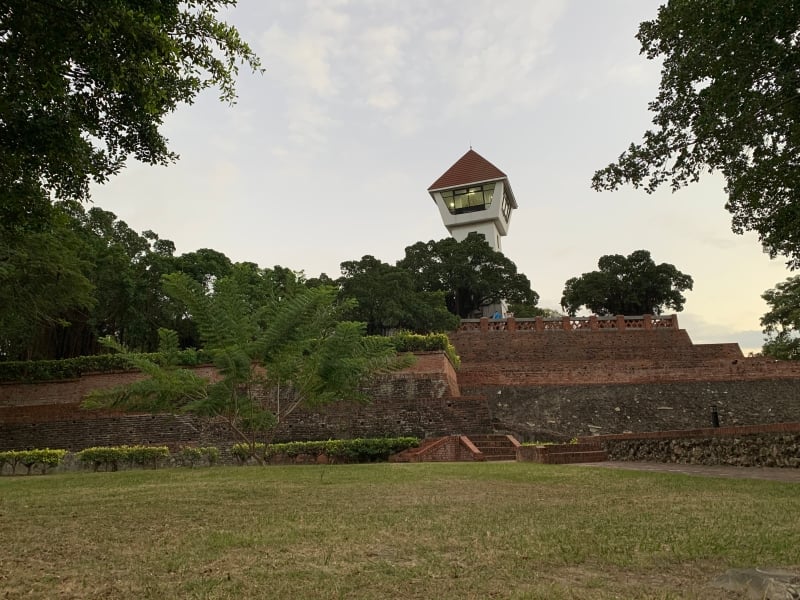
466, 434, 519, 461
518, 441, 608, 464
390, 434, 520, 462
389, 435, 608, 464
389, 437, 451, 463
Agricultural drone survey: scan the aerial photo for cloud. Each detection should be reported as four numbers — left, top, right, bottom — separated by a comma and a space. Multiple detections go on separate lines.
606, 61, 652, 86
252, 0, 568, 146
679, 313, 766, 353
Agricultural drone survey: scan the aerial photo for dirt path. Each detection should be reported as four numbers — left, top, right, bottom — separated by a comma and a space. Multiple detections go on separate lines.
571, 461, 800, 483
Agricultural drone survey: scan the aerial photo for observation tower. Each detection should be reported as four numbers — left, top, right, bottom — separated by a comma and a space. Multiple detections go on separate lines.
427, 149, 517, 252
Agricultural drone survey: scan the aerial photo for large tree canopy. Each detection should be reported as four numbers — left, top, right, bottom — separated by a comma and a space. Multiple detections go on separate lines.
398, 234, 538, 318
761, 275, 800, 359
561, 250, 693, 316
592, 1, 800, 267
0, 0, 260, 230
338, 255, 459, 335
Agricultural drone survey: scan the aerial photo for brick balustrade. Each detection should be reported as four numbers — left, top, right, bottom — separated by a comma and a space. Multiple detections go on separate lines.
458, 314, 679, 332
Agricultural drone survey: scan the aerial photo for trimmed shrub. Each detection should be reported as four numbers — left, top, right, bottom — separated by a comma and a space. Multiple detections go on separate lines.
0, 449, 67, 475
76, 445, 169, 471
178, 446, 220, 467
388, 332, 460, 368
0, 349, 213, 383
231, 437, 420, 465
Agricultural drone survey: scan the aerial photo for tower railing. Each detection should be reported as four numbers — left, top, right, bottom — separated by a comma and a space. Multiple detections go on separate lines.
457, 314, 679, 332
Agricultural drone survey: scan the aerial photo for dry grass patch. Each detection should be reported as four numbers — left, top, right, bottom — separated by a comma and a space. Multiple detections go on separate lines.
1, 462, 798, 599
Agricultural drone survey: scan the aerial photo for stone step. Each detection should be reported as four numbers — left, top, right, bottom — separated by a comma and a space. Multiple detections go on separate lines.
482, 453, 516, 461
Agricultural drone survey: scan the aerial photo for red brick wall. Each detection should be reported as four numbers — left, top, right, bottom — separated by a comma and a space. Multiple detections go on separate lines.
0, 355, 455, 408
0, 352, 490, 451
449, 329, 800, 386
411, 436, 480, 462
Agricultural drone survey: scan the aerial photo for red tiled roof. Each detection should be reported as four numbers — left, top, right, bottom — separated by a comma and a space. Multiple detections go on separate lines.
428, 149, 507, 191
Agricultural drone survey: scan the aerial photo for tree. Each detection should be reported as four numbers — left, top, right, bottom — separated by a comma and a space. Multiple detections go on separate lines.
0, 216, 94, 359
761, 275, 800, 359
398, 234, 538, 318
508, 304, 561, 319
175, 249, 233, 292
561, 250, 693, 316
591, 1, 800, 267
1, 0, 260, 231
84, 275, 413, 456
338, 255, 459, 335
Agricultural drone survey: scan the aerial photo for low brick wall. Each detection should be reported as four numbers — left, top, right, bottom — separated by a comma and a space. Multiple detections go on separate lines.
583, 422, 800, 468
410, 435, 483, 462
0, 353, 492, 451
516, 442, 603, 464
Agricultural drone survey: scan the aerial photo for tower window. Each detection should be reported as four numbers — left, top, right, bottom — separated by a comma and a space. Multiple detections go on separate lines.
502, 190, 512, 221
441, 183, 495, 215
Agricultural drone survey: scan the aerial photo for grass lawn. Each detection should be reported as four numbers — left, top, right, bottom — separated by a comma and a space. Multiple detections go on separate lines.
1, 462, 798, 599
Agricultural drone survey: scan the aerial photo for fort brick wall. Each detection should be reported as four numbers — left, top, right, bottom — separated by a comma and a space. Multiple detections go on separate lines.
0, 353, 489, 451
4, 323, 800, 451
450, 326, 800, 441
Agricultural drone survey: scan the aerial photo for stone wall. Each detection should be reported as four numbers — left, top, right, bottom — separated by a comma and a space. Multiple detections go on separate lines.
587, 422, 800, 467
467, 380, 800, 442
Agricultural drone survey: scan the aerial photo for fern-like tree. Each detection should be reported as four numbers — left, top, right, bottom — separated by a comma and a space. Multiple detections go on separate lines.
83, 273, 412, 461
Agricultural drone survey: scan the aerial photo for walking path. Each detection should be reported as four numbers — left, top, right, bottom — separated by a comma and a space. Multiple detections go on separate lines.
571, 461, 800, 483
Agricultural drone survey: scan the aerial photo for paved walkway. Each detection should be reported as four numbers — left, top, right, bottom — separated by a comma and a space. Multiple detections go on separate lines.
570, 461, 800, 483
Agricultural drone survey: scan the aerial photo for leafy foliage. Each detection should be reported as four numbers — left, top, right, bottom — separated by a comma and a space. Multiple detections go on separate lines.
0, 215, 95, 360
230, 437, 420, 464
0, 449, 67, 475
0, 346, 211, 383
507, 304, 562, 318
338, 255, 459, 335
592, 0, 800, 267
388, 332, 460, 369
561, 250, 693, 316
761, 275, 800, 359
178, 446, 219, 467
1, 0, 260, 230
399, 233, 538, 318
83, 274, 414, 452
76, 445, 170, 472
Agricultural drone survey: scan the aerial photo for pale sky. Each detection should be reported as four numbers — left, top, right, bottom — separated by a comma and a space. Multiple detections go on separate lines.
90, 0, 791, 354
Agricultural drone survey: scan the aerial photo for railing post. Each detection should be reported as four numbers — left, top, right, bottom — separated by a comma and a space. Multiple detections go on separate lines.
616, 315, 625, 330
670, 314, 679, 329
507, 316, 517, 332
643, 314, 652, 330
535, 317, 544, 331
562, 316, 571, 331
589, 315, 598, 330
480, 317, 489, 332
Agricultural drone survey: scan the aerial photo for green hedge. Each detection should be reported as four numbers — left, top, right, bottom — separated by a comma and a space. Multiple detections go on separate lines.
0, 349, 214, 383
76, 445, 170, 472
178, 446, 220, 467
388, 333, 460, 368
0, 333, 457, 383
0, 449, 67, 475
231, 437, 420, 464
